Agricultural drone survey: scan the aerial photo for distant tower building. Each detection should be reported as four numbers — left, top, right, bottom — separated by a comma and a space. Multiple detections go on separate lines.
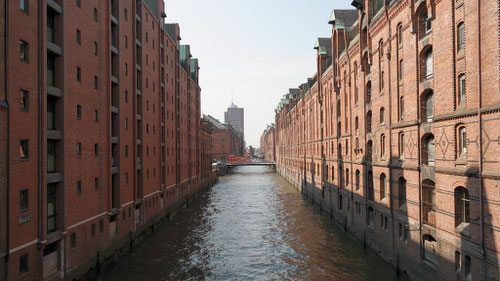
224, 103, 244, 138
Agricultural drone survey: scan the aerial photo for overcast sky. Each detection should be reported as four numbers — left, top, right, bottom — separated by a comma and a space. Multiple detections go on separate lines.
166, 0, 353, 147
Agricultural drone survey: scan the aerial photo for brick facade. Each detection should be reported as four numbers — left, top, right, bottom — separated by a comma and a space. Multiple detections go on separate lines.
266, 1, 500, 280
0, 1, 214, 280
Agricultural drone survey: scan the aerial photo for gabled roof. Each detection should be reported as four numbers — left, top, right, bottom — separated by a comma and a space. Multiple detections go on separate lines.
328, 9, 358, 29
314, 38, 332, 56
203, 114, 227, 130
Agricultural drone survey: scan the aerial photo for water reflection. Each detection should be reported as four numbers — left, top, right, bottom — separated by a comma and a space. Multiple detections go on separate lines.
98, 166, 403, 281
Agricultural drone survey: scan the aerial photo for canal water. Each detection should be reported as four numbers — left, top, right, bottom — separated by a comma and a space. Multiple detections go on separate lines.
98, 166, 404, 281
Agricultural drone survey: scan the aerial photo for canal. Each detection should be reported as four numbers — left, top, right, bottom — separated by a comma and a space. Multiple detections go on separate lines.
98, 166, 404, 281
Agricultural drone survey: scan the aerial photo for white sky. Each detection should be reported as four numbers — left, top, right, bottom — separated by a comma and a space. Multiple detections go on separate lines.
165, 0, 353, 147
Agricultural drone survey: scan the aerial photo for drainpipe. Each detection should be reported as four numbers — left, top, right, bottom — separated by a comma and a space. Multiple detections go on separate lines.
4, 0, 9, 279
383, 1, 396, 265
476, 0, 486, 278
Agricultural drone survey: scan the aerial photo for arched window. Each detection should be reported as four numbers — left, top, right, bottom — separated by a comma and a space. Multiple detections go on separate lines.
397, 24, 403, 46
398, 177, 407, 210
325, 165, 329, 180
380, 134, 386, 157
367, 171, 374, 201
331, 166, 334, 181
355, 138, 360, 155
355, 116, 359, 131
366, 111, 372, 133
458, 126, 467, 157
380, 71, 385, 90
422, 179, 436, 225
422, 90, 434, 122
458, 74, 466, 105
366, 81, 372, 103
355, 169, 360, 190
380, 107, 385, 124
457, 22, 465, 51
454, 187, 470, 227
354, 62, 359, 104
419, 7, 432, 38
423, 48, 433, 79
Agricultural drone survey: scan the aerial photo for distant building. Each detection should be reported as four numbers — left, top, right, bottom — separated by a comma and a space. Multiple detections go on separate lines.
224, 103, 244, 138
204, 115, 243, 162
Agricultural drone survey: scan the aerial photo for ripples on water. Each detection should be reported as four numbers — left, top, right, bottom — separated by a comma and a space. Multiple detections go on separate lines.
98, 166, 403, 281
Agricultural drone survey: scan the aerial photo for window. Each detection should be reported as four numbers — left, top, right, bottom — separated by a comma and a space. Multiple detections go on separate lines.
76, 29, 81, 45
399, 132, 405, 157
125, 35, 128, 49
366, 81, 372, 103
455, 251, 461, 273
464, 255, 471, 278
125, 63, 128, 75
422, 134, 435, 166
125, 145, 128, 157
380, 107, 385, 124
399, 96, 404, 120
422, 91, 434, 122
380, 71, 384, 90
70, 232, 76, 248
20, 139, 29, 159
76, 105, 81, 119
457, 22, 465, 51
399, 59, 403, 81
99, 220, 103, 232
19, 254, 29, 274
20, 190, 28, 210
458, 74, 466, 105
76, 180, 82, 195
355, 117, 359, 131
380, 173, 386, 200
94, 8, 98, 21
20, 90, 29, 111
20, 0, 29, 13
94, 76, 99, 89
20, 40, 29, 62
367, 171, 374, 201
76, 143, 82, 157
94, 42, 98, 55
397, 24, 403, 46
422, 180, 436, 225
398, 177, 407, 210
420, 8, 432, 37
47, 140, 56, 173
458, 126, 467, 157
424, 48, 433, 79
47, 183, 57, 232
125, 90, 128, 103
94, 144, 98, 156
91, 223, 96, 237
124, 8, 128, 21
380, 134, 385, 157
94, 110, 98, 122
423, 234, 438, 264
355, 169, 360, 190
366, 111, 372, 133
94, 177, 99, 191
47, 54, 56, 87
125, 118, 128, 129
454, 187, 470, 227
345, 169, 350, 187
76, 67, 81, 82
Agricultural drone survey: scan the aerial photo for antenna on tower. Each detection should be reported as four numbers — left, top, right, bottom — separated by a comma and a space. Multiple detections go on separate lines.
231, 90, 234, 104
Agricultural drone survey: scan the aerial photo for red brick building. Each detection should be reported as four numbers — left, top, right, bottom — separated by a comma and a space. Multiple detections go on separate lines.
267, 1, 499, 280
0, 0, 213, 280
204, 115, 243, 163
200, 119, 217, 188
260, 124, 276, 162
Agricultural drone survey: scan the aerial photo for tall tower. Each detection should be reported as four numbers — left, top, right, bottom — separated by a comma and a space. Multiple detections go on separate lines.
224, 103, 244, 138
